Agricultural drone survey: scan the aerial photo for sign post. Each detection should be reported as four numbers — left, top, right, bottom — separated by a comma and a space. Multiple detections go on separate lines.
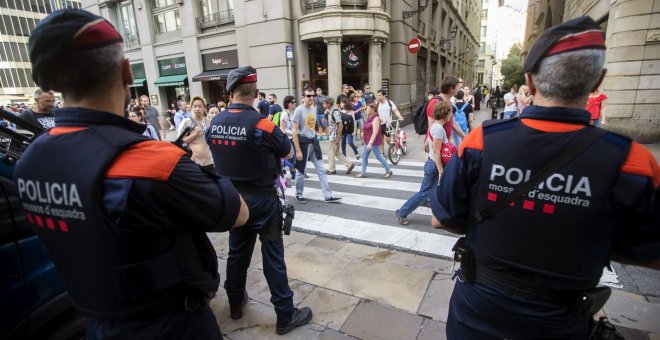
285, 45, 294, 95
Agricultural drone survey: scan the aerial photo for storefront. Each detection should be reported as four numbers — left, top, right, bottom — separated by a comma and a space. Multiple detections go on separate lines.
129, 62, 148, 99
308, 40, 370, 93
154, 56, 189, 108
192, 50, 238, 105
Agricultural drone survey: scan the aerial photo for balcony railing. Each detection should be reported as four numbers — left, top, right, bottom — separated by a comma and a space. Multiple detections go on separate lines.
123, 32, 140, 49
196, 9, 234, 30
340, 0, 367, 9
305, 0, 370, 11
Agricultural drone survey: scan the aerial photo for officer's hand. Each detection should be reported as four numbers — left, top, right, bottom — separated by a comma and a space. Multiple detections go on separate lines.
233, 195, 249, 227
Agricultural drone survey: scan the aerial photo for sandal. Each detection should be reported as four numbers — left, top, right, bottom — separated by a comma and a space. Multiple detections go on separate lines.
383, 171, 393, 179
395, 210, 409, 225
355, 173, 366, 178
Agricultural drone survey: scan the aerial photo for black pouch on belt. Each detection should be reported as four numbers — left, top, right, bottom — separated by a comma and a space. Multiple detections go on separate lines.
452, 237, 475, 284
569, 286, 611, 318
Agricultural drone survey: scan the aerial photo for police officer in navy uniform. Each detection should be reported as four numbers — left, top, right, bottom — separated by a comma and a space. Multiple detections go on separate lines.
13, 9, 249, 339
207, 66, 313, 335
431, 17, 660, 339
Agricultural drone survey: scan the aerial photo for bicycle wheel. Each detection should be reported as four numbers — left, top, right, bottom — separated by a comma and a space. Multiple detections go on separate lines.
388, 143, 400, 165
401, 141, 408, 155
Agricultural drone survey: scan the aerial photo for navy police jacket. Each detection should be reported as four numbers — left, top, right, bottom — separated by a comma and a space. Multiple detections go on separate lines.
431, 106, 660, 292
13, 108, 241, 320
206, 103, 291, 188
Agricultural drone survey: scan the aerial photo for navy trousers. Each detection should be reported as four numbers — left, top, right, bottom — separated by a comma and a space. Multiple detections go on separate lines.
224, 196, 294, 323
446, 275, 592, 339
85, 305, 221, 340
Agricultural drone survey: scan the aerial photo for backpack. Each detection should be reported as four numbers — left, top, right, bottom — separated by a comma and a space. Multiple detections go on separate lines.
451, 102, 469, 133
414, 96, 441, 135
341, 112, 355, 135
272, 111, 282, 127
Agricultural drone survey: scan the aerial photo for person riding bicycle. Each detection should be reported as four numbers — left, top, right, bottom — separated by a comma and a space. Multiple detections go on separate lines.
376, 90, 403, 155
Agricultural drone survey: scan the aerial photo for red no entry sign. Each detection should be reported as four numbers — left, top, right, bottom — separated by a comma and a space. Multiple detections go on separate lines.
408, 38, 421, 54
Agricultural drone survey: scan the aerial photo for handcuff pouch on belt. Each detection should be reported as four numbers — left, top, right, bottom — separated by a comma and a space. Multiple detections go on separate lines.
451, 237, 612, 318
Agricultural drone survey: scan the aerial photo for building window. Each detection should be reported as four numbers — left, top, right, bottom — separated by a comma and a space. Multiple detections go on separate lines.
197, 0, 234, 29
117, 1, 140, 48
477, 73, 484, 85
153, 0, 180, 33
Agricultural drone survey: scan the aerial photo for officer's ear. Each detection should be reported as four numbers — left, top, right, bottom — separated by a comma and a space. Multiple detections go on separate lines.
122, 58, 134, 87
254, 89, 259, 99
525, 73, 536, 96
591, 68, 607, 93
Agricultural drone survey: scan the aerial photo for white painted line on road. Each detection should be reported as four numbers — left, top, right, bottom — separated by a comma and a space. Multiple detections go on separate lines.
293, 211, 458, 258
285, 187, 432, 216
320, 154, 428, 167
300, 171, 421, 193
306, 163, 425, 177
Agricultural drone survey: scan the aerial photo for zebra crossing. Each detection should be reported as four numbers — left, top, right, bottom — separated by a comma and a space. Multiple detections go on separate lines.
283, 155, 621, 288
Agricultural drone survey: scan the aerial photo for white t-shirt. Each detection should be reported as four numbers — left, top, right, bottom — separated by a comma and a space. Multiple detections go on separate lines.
376, 100, 396, 124
504, 92, 517, 112
280, 109, 293, 138
429, 122, 448, 157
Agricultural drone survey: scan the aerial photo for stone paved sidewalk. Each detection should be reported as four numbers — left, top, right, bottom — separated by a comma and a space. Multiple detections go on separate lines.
207, 232, 659, 340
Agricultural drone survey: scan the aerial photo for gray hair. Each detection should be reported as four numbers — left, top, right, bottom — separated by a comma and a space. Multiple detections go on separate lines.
532, 49, 605, 104
46, 43, 124, 102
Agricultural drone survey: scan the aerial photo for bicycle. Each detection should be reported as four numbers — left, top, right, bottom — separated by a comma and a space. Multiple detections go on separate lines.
386, 119, 407, 165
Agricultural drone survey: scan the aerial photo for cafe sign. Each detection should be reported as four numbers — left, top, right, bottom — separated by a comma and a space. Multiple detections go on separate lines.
158, 57, 187, 76
341, 43, 363, 69
202, 50, 239, 71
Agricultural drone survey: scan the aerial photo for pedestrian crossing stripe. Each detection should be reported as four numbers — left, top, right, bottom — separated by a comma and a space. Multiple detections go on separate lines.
320, 154, 428, 168
299, 170, 422, 193
284, 187, 432, 216
307, 163, 425, 178
292, 211, 458, 259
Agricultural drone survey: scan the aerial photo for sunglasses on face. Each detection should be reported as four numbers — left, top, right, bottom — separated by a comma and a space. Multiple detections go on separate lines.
305, 94, 315, 98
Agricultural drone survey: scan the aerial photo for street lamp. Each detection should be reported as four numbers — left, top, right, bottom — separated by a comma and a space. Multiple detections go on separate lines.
438, 24, 458, 48
403, 0, 429, 19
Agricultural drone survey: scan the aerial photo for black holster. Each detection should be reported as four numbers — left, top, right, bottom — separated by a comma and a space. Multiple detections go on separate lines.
452, 237, 475, 284
570, 286, 612, 318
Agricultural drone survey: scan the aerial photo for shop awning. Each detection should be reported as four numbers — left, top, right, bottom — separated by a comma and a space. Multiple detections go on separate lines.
129, 77, 146, 87
154, 74, 188, 87
192, 69, 234, 82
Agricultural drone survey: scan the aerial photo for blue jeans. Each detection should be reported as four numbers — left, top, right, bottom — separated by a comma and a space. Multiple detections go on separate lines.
225, 197, 294, 324
503, 110, 517, 119
398, 159, 438, 218
295, 143, 333, 199
341, 134, 359, 157
360, 144, 391, 175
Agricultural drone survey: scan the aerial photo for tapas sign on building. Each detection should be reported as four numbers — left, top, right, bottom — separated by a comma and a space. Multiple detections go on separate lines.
341, 43, 363, 69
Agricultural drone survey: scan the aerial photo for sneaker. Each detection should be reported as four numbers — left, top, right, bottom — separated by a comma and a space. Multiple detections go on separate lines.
355, 154, 360, 160
295, 195, 307, 204
304, 173, 310, 179
345, 163, 355, 175
395, 210, 409, 226
230, 292, 249, 320
326, 170, 336, 175
355, 173, 366, 178
276, 307, 313, 335
383, 171, 393, 179
324, 197, 341, 203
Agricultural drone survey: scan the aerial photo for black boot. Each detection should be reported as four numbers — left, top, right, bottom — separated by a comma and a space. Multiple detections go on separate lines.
276, 307, 313, 335
230, 292, 248, 320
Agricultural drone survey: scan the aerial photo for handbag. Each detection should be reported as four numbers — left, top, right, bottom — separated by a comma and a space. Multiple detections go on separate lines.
440, 142, 457, 166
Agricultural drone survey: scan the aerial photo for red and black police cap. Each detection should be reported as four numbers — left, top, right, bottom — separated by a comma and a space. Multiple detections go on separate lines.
226, 66, 258, 92
28, 9, 123, 89
524, 16, 605, 74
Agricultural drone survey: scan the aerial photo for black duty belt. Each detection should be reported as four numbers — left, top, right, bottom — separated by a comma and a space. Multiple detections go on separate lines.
232, 182, 277, 197
475, 263, 581, 307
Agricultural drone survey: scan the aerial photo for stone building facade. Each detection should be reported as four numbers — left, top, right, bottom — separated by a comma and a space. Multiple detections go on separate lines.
80, 0, 480, 117
523, 0, 659, 142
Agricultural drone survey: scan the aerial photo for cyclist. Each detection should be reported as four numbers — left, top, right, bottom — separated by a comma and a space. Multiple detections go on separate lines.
376, 90, 404, 155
